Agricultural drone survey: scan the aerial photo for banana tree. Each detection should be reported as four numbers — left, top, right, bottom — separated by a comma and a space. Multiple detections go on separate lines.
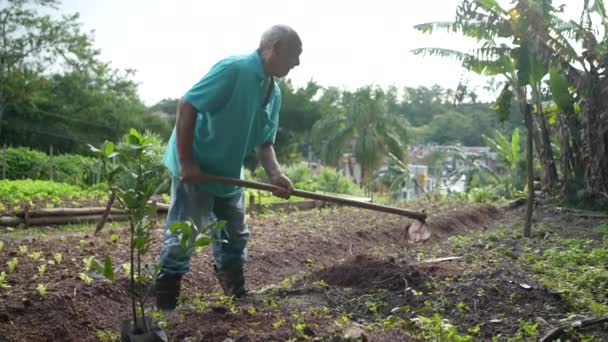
372, 152, 411, 198
522, 0, 608, 198
412, 0, 542, 235
482, 128, 522, 197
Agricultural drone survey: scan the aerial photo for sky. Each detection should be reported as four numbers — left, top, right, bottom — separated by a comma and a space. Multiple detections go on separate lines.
57, 0, 582, 106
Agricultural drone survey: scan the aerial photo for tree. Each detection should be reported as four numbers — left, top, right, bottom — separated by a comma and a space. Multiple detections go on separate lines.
0, 0, 169, 153
483, 128, 522, 197
522, 0, 608, 200
412, 0, 544, 236
312, 86, 409, 187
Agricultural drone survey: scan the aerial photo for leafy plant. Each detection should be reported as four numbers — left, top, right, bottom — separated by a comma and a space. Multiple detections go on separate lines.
38, 264, 46, 277
89, 129, 217, 338
0, 241, 4, 251
82, 256, 95, 271
29, 251, 43, 261
415, 313, 475, 342
96, 330, 119, 342
53, 253, 62, 265
0, 272, 11, 289
36, 283, 48, 298
19, 245, 27, 255
110, 234, 120, 243
6, 258, 18, 272
79, 273, 93, 285
482, 129, 522, 198
467, 187, 496, 203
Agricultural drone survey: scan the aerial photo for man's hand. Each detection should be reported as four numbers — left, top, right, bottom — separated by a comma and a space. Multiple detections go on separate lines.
180, 160, 207, 183
270, 173, 293, 199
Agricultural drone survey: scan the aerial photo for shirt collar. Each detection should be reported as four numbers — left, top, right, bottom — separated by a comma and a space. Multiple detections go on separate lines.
251, 50, 267, 79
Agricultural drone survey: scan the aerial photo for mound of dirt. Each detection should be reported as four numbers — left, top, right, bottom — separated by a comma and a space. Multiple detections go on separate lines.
313, 255, 425, 291
407, 204, 502, 243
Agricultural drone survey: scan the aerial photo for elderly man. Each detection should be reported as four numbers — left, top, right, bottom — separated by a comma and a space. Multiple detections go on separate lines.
156, 25, 302, 310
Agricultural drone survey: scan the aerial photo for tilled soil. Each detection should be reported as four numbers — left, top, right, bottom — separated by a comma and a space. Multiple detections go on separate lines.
0, 202, 601, 341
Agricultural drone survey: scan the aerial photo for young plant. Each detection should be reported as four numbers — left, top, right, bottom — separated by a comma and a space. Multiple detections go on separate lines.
0, 240, 4, 251
53, 253, 62, 265
19, 245, 27, 255
110, 234, 120, 243
90, 129, 213, 339
79, 272, 93, 285
36, 283, 48, 298
38, 264, 46, 277
82, 256, 95, 271
29, 251, 43, 261
96, 330, 119, 342
0, 272, 11, 289
6, 258, 18, 272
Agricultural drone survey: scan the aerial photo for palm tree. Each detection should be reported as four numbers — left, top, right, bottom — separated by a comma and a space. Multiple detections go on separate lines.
312, 86, 408, 189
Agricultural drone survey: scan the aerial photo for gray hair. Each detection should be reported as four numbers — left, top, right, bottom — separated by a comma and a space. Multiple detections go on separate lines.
259, 25, 301, 51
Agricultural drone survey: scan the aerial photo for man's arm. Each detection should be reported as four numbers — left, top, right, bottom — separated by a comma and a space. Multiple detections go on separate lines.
257, 143, 293, 198
176, 100, 206, 183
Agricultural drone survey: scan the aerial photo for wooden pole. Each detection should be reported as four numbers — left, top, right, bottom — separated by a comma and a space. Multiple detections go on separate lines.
207, 175, 428, 221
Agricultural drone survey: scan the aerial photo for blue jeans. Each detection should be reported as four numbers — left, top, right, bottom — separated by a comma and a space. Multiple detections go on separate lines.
159, 177, 249, 276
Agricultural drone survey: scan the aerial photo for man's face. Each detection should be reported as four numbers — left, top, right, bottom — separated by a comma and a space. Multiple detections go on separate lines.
272, 41, 302, 77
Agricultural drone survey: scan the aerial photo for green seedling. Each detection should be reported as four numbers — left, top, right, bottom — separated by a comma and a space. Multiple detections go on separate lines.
110, 234, 119, 243
272, 318, 286, 329
0, 240, 4, 251
54, 253, 62, 265
19, 245, 28, 255
121, 263, 131, 276
0, 272, 10, 289
6, 258, 18, 272
79, 272, 93, 285
38, 264, 46, 277
293, 322, 309, 339
96, 330, 119, 342
313, 279, 328, 287
83, 256, 95, 271
29, 251, 43, 261
36, 283, 47, 298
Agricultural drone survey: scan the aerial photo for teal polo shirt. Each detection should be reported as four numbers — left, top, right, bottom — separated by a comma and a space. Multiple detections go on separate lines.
163, 50, 281, 197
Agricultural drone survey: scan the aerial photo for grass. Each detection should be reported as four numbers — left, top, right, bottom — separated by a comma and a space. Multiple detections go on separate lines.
482, 222, 608, 317
521, 224, 608, 316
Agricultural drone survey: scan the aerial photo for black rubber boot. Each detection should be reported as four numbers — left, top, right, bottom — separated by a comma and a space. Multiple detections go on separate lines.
214, 264, 248, 298
155, 273, 182, 311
